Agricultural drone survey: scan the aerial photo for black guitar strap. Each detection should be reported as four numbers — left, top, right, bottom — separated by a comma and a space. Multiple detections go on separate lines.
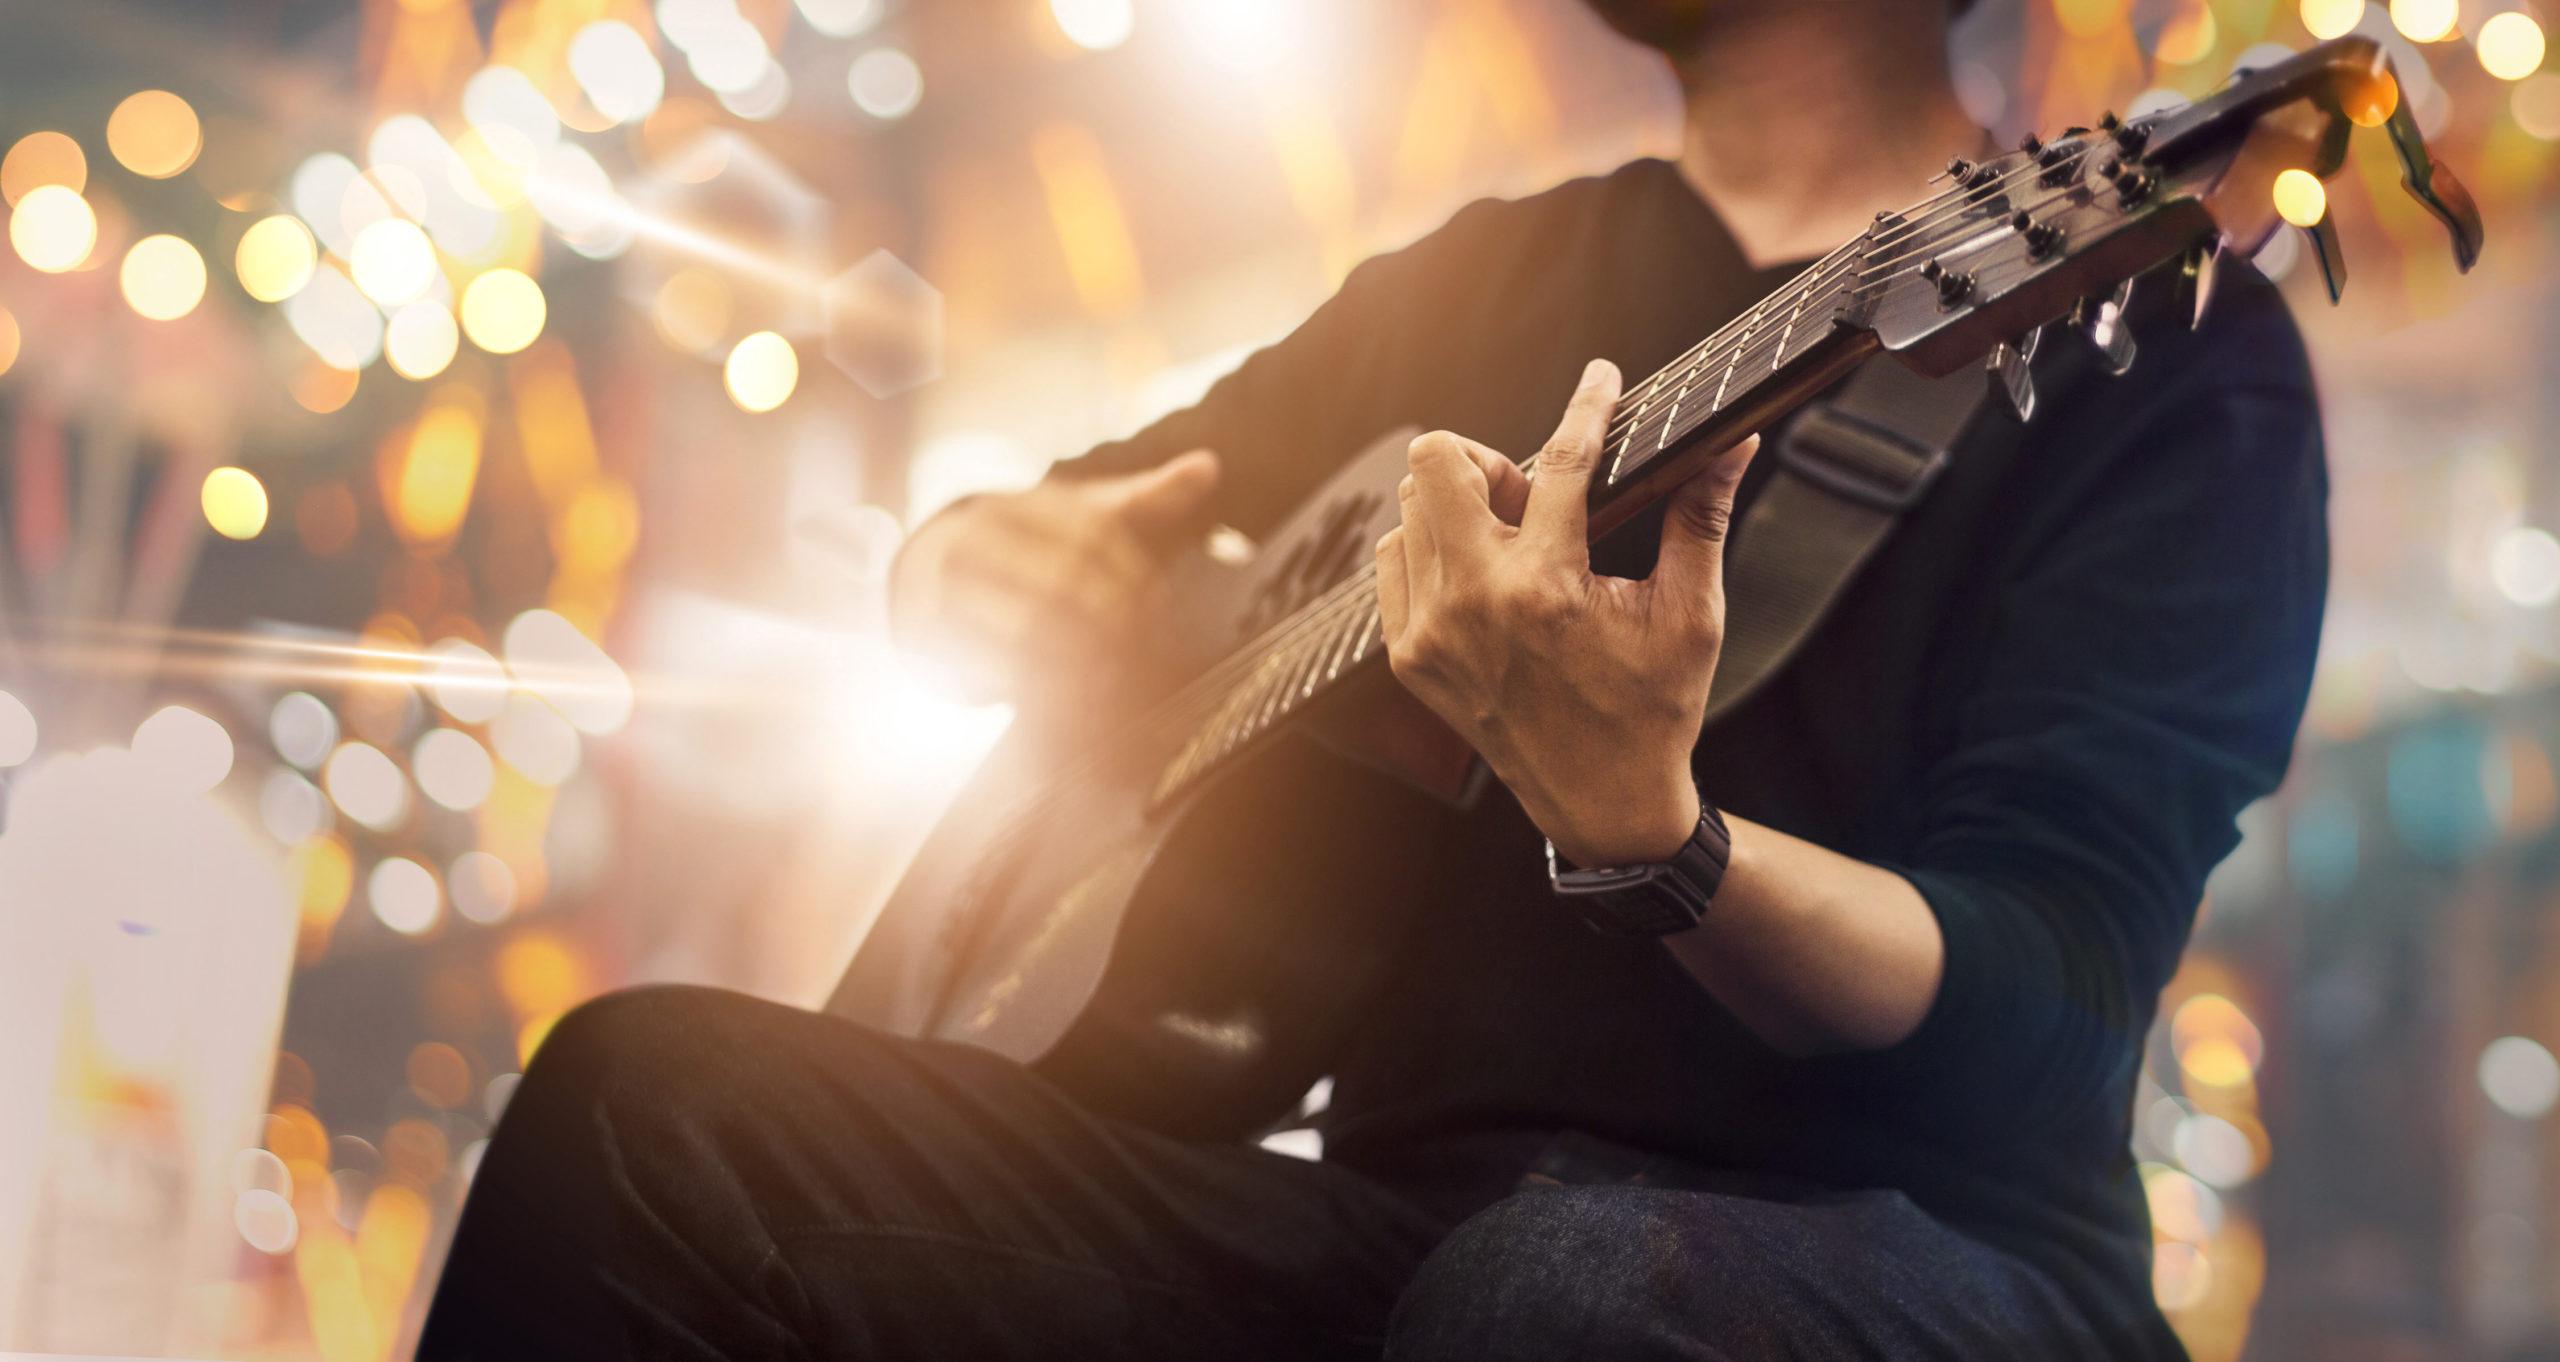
1702, 356, 1995, 725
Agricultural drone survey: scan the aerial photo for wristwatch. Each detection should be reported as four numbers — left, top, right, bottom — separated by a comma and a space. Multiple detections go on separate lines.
1545, 802, 1732, 937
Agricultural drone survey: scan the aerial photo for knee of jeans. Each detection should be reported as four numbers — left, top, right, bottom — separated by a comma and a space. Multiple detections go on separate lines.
513, 984, 775, 1116
1385, 1186, 1733, 1362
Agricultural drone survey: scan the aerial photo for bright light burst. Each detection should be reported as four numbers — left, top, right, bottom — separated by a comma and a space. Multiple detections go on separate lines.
9, 183, 96, 273
2479, 12, 2547, 81
236, 214, 319, 302
350, 217, 439, 306
1, 130, 85, 207
724, 330, 799, 412
201, 467, 271, 540
2299, 0, 2364, 41
1053, 0, 1135, 50
848, 47, 923, 119
120, 234, 208, 321
2389, 0, 2456, 42
386, 300, 462, 380
460, 268, 547, 354
2271, 168, 2327, 228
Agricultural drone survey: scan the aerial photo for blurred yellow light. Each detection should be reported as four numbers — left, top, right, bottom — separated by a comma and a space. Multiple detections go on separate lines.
106, 90, 201, 178
120, 233, 207, 320
2518, 72, 2560, 138
2300, 0, 2365, 40
2271, 168, 2327, 227
497, 931, 590, 1017
2390, 0, 2456, 41
1, 131, 85, 207
201, 466, 271, 540
291, 360, 360, 414
651, 266, 731, 354
460, 268, 546, 354
518, 1011, 562, 1066
9, 184, 97, 273
392, 399, 484, 543
2053, 0, 2132, 39
290, 835, 355, 932
0, 302, 18, 379
348, 217, 438, 306
724, 330, 798, 412
2479, 12, 2547, 80
2178, 1036, 2256, 1087
384, 300, 460, 380
2156, 5, 2218, 63
2343, 69, 2400, 126
236, 214, 318, 302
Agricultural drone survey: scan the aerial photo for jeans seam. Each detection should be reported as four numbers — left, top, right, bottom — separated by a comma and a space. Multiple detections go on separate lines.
769, 1222, 1392, 1348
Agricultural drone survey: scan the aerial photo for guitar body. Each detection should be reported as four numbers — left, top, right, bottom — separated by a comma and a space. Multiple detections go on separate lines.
829, 429, 1472, 1138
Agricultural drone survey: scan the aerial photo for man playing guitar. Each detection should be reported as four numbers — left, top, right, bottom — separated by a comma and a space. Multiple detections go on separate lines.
424, 1, 2333, 1357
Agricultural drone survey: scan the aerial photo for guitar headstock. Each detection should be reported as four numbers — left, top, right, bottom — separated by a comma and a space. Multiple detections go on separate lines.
1853, 36, 2483, 411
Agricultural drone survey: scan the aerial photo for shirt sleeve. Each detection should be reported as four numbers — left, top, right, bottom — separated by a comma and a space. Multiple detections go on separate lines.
1839, 282, 2329, 1136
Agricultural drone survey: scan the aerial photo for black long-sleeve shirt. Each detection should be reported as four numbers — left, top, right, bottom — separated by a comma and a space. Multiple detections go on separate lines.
1055, 159, 2326, 1355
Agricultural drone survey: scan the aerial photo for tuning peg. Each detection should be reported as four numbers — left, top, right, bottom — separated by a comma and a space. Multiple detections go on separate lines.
2073, 279, 2137, 377
2303, 213, 2348, 305
2179, 235, 2226, 330
1986, 334, 2037, 422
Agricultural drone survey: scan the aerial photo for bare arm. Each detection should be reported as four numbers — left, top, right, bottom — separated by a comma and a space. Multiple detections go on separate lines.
1378, 359, 1941, 1059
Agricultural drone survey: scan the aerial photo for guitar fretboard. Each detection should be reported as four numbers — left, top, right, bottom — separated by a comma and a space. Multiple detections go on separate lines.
1144, 245, 1869, 807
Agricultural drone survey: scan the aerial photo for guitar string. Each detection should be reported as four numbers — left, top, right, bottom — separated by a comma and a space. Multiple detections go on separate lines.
980, 148, 2109, 835
1140, 198, 2009, 749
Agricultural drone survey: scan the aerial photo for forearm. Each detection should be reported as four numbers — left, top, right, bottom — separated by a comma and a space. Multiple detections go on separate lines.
1660, 815, 1944, 1058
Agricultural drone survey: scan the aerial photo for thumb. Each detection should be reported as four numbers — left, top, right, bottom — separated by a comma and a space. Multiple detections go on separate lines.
1109, 449, 1223, 542
1654, 435, 1760, 601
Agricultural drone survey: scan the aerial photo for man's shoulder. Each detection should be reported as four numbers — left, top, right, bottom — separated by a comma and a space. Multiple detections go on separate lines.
1365, 158, 1682, 280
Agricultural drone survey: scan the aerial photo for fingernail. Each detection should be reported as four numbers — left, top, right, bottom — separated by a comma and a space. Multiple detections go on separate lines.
1582, 357, 1613, 384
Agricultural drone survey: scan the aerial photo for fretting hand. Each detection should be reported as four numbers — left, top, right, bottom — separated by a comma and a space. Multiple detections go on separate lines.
1376, 359, 1758, 868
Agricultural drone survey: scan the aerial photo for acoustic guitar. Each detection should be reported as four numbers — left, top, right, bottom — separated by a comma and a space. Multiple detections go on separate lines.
828, 37, 2482, 1139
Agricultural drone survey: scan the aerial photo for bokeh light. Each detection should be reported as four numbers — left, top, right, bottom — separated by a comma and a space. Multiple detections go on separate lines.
2490, 526, 2560, 607
2300, 0, 2365, 41
349, 217, 438, 306
1053, 0, 1135, 50
0, 689, 38, 767
2479, 12, 2548, 81
200, 466, 270, 540
1, 130, 86, 206
105, 89, 201, 178
490, 692, 581, 786
2481, 1036, 2560, 1118
2389, 0, 2456, 42
270, 693, 339, 770
9, 183, 98, 272
283, 262, 385, 369
460, 268, 546, 354
0, 301, 20, 379
2272, 168, 2327, 228
848, 48, 924, 120
119, 233, 207, 320
449, 851, 519, 925
413, 728, 496, 811
385, 300, 461, 381
796, 0, 883, 37
132, 704, 235, 792
569, 20, 666, 125
236, 214, 318, 302
324, 740, 410, 831
2517, 72, 2560, 137
724, 330, 799, 412
368, 856, 441, 935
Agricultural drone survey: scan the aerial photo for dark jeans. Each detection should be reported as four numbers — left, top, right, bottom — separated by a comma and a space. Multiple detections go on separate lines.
419, 985, 2119, 1361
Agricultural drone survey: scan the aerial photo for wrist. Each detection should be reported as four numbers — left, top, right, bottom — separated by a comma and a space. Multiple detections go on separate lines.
1543, 773, 1700, 868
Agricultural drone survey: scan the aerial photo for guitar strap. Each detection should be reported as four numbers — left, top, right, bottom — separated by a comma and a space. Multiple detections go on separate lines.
1702, 356, 1995, 725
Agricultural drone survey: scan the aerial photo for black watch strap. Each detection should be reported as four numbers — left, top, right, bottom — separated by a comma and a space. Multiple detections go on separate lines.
1546, 803, 1732, 937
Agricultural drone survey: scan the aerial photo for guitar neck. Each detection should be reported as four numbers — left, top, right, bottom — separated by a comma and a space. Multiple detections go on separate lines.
1141, 243, 1884, 807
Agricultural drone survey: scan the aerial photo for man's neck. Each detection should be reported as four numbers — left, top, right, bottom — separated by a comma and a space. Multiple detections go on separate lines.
1669, 6, 1983, 269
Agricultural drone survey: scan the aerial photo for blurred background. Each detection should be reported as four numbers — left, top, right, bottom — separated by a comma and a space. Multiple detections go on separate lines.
0, 0, 2552, 1357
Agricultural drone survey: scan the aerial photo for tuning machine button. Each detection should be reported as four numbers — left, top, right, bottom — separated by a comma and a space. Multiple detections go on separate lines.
1986, 330, 2039, 422
2011, 211, 2065, 260
1921, 259, 1976, 308
2072, 279, 2138, 377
